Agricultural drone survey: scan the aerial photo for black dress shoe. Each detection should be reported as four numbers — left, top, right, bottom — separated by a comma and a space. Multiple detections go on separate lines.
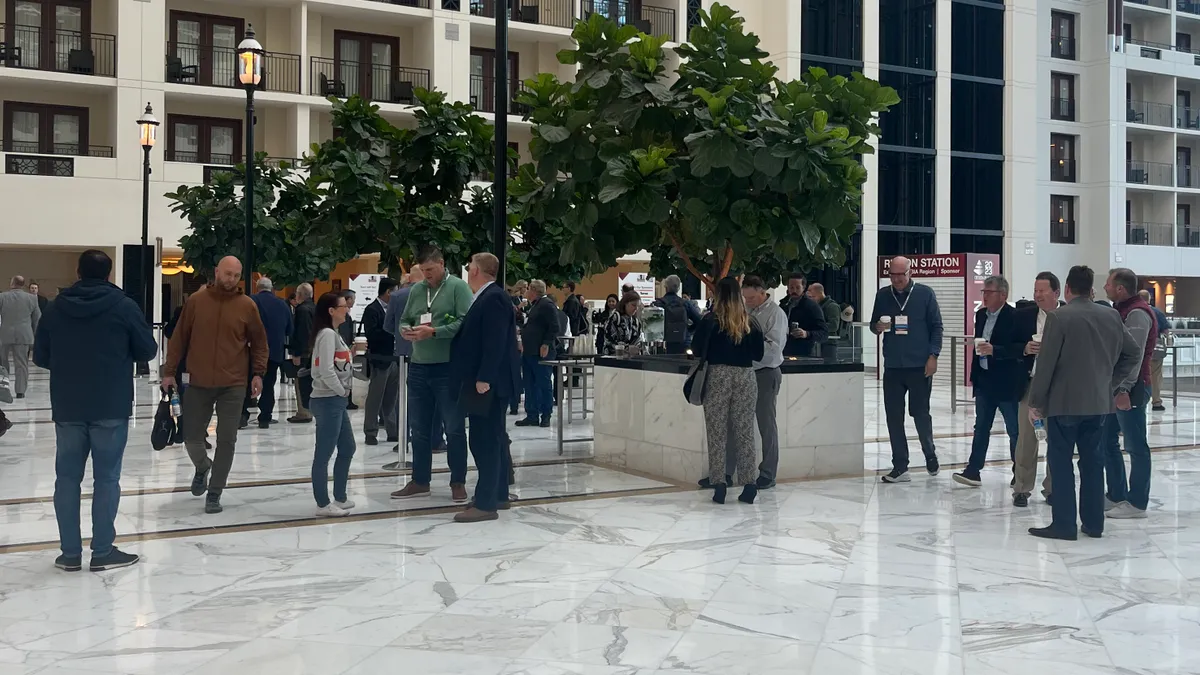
257, 420, 270, 429
15, 393, 24, 399
712, 484, 727, 504
514, 418, 538, 427
755, 476, 776, 490
1029, 526, 1077, 541
539, 417, 551, 428
346, 402, 360, 410
239, 416, 249, 430
698, 475, 732, 489
738, 485, 758, 504
1081, 526, 1102, 539
1013, 493, 1029, 507
365, 436, 378, 446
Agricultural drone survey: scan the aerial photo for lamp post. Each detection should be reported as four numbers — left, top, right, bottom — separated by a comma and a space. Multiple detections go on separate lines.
492, 0, 509, 287
237, 25, 263, 295
136, 103, 159, 376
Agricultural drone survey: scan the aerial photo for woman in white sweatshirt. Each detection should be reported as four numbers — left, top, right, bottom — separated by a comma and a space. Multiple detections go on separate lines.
309, 292, 357, 517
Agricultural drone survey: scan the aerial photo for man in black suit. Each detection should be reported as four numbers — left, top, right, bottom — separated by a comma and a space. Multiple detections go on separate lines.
362, 277, 399, 445
953, 275, 1033, 488
782, 273, 828, 357
451, 252, 520, 523
517, 280, 560, 427
246, 277, 293, 428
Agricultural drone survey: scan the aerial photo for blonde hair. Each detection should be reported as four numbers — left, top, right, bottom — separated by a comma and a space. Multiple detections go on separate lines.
712, 277, 750, 344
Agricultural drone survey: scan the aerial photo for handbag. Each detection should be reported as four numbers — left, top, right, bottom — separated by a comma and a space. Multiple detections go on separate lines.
150, 392, 176, 451
682, 322, 715, 406
0, 366, 11, 404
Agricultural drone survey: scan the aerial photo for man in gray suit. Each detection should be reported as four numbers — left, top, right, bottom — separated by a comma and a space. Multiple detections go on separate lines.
0, 275, 42, 398
1027, 265, 1140, 541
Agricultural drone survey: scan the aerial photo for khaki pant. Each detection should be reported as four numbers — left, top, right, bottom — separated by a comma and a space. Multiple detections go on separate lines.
1013, 389, 1052, 496
1151, 354, 1164, 406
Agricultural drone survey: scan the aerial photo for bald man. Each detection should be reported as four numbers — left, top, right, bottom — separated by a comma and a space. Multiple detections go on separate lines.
807, 282, 842, 338
163, 256, 268, 514
871, 256, 944, 483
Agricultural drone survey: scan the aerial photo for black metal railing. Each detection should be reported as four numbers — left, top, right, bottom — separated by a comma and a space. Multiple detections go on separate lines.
1051, 97, 1075, 121
1050, 158, 1076, 182
1127, 159, 1174, 186
264, 156, 302, 169
469, 74, 531, 114
1178, 107, 1200, 129
582, 1, 676, 40
1128, 99, 1174, 127
1051, 219, 1076, 244
166, 149, 237, 165
1126, 37, 1169, 58
0, 140, 113, 157
469, 0, 576, 29
310, 56, 430, 104
1180, 0, 1200, 16
0, 24, 115, 76
366, 0, 432, 6
1050, 35, 1076, 59
1127, 221, 1174, 246
5, 154, 73, 176
1180, 225, 1200, 247
165, 43, 301, 94
1129, 0, 1170, 8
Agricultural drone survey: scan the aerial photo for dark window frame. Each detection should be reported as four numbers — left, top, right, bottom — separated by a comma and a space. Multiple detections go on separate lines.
333, 30, 402, 101
1050, 194, 1076, 243
166, 114, 242, 164
168, 10, 245, 88
1050, 132, 1077, 182
3, 0, 93, 70
1050, 72, 1075, 121
2, 100, 89, 155
802, 0, 863, 62
1051, 10, 1077, 60
951, 1, 1003, 79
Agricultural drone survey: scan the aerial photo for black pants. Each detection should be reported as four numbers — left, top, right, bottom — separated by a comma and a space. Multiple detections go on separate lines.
468, 394, 511, 511
665, 341, 686, 355
882, 366, 936, 473
244, 361, 280, 422
298, 357, 314, 410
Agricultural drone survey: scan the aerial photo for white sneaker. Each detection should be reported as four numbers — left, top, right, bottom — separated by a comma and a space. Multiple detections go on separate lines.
1106, 502, 1148, 519
315, 504, 349, 518
1104, 497, 1120, 512
335, 500, 356, 510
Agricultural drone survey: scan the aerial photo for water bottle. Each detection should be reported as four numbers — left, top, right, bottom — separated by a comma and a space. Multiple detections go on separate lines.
170, 389, 181, 418
1033, 417, 1046, 441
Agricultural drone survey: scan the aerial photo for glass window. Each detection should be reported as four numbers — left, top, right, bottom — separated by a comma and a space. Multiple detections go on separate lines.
951, 2, 1003, 80
878, 229, 935, 256
951, 80, 1003, 155
167, 115, 240, 164
1051, 72, 1075, 121
1050, 133, 1077, 181
1050, 195, 1076, 243
951, 157, 1003, 231
3, 102, 88, 155
880, 69, 935, 148
880, 0, 935, 70
878, 151, 935, 229
1051, 11, 1076, 59
802, 0, 862, 61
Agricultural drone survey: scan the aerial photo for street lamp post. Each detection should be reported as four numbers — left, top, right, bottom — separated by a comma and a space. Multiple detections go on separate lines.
136, 103, 159, 376
237, 25, 263, 295
492, 0, 509, 287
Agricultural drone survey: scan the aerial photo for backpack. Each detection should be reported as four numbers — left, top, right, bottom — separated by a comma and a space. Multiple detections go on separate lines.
662, 299, 688, 344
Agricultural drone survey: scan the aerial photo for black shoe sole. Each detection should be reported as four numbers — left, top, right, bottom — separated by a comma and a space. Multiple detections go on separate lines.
1081, 527, 1102, 538
89, 558, 138, 571
55, 560, 82, 572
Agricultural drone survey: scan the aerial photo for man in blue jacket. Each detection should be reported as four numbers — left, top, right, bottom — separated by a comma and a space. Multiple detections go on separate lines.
245, 277, 292, 429
34, 249, 157, 572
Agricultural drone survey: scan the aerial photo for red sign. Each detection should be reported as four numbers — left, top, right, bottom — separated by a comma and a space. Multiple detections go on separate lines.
878, 254, 965, 278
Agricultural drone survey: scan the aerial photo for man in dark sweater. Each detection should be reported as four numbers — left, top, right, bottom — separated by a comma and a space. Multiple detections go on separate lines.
246, 277, 293, 428
871, 256, 944, 483
34, 249, 158, 572
517, 280, 560, 427
289, 283, 316, 423
782, 273, 828, 356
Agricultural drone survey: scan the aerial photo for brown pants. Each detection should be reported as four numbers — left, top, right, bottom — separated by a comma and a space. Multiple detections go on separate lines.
1151, 355, 1164, 406
1013, 389, 1052, 496
183, 385, 246, 492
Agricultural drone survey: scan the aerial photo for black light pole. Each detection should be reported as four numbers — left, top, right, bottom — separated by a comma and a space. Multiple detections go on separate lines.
136, 103, 159, 376
237, 26, 264, 295
493, 0, 509, 287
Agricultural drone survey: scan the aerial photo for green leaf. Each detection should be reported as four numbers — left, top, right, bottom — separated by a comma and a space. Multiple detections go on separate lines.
540, 125, 571, 143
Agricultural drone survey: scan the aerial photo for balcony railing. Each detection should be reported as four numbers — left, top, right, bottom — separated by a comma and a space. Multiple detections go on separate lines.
1127, 159, 1174, 186
1179, 108, 1200, 130
310, 56, 430, 104
1129, 0, 1170, 8
469, 0, 576, 29
1127, 221, 1175, 246
4, 154, 73, 176
582, 1, 677, 41
1050, 35, 1076, 59
0, 24, 115, 77
1180, 165, 1200, 188
166, 149, 237, 165
166, 43, 302, 94
366, 0, 431, 6
1128, 99, 1174, 127
1051, 219, 1076, 244
469, 74, 531, 114
1180, 224, 1200, 247
1126, 37, 1170, 59
1050, 157, 1076, 182
1051, 97, 1075, 121
1180, 0, 1200, 17
0, 139, 113, 158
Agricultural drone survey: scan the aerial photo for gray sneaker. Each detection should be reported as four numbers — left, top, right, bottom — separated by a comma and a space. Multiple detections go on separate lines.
881, 470, 911, 483
1106, 502, 1147, 519
1104, 496, 1120, 512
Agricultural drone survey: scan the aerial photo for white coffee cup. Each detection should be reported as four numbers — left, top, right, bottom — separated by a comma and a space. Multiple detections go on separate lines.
879, 316, 892, 325
1032, 333, 1042, 343
974, 338, 988, 348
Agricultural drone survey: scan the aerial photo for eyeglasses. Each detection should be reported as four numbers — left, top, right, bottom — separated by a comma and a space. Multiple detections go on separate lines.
980, 289, 1002, 295
888, 271, 909, 278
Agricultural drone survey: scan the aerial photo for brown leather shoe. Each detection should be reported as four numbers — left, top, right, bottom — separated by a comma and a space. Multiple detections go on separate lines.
450, 483, 469, 503
454, 507, 499, 523
390, 483, 431, 500
498, 501, 511, 510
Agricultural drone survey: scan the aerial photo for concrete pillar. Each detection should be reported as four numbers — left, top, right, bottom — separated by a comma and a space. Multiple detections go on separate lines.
860, 0, 880, 313
935, 0, 952, 253
1004, 0, 1040, 299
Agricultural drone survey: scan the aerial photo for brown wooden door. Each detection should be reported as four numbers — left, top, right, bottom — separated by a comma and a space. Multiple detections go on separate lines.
6, 0, 91, 72
334, 31, 399, 101
170, 11, 243, 86
470, 48, 519, 112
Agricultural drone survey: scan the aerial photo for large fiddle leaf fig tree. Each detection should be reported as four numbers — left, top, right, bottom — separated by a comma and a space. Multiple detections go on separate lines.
511, 3, 898, 290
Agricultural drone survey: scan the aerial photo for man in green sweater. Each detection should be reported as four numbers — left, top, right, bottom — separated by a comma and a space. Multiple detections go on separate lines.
390, 247, 475, 503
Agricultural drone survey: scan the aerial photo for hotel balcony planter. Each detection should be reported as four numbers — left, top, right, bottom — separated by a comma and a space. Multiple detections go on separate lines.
1050, 35, 1076, 60
1050, 158, 1076, 182
1127, 160, 1174, 186
166, 43, 301, 94
0, 24, 115, 77
470, 74, 531, 114
469, 0, 576, 29
581, 1, 677, 41
1179, 225, 1200, 247
310, 57, 430, 104
1127, 221, 1175, 246
1128, 100, 1174, 127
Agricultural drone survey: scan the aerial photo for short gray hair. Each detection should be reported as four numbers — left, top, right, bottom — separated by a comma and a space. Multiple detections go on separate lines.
256, 277, 274, 292
1109, 267, 1138, 297
983, 275, 1009, 295
530, 280, 547, 296
297, 282, 313, 300
664, 275, 681, 294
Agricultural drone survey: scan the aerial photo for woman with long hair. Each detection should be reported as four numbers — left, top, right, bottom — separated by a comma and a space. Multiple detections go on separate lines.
593, 293, 620, 354
602, 292, 644, 355
691, 277, 765, 504
308, 292, 357, 517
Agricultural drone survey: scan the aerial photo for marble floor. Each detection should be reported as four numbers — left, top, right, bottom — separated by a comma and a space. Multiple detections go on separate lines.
2, 371, 1200, 674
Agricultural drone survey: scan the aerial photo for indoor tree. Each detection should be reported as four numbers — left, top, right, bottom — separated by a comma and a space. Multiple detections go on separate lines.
510, 4, 899, 291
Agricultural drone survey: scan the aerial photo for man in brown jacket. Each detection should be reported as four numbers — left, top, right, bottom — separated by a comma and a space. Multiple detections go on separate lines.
162, 256, 268, 514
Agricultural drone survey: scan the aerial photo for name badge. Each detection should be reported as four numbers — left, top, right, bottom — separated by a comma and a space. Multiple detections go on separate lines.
419, 312, 433, 326
894, 315, 909, 336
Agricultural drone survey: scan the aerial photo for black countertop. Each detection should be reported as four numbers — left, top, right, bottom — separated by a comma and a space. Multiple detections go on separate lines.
595, 355, 864, 375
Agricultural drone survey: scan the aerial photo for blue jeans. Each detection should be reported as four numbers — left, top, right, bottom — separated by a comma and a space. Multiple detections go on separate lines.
53, 419, 129, 558
1102, 384, 1152, 509
1047, 415, 1106, 535
407, 362, 467, 485
310, 395, 356, 508
522, 353, 554, 419
965, 390, 1020, 474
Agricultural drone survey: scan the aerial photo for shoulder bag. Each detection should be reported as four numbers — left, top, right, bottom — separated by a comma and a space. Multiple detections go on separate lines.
682, 321, 715, 406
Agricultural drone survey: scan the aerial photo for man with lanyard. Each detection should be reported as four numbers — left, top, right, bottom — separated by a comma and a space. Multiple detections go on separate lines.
390, 247, 475, 504
1140, 290, 1170, 411
870, 256, 944, 483
1012, 271, 1061, 507
1101, 268, 1156, 519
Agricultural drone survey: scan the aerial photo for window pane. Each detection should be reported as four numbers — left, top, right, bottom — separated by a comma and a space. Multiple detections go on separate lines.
211, 25, 238, 86
802, 0, 863, 61
951, 3, 1003, 79
14, 0, 43, 69
880, 0, 934, 70
11, 111, 39, 152
174, 122, 199, 162
210, 125, 235, 164
176, 20, 201, 72
52, 113, 80, 154
54, 6, 84, 70
340, 38, 361, 94
879, 151, 935, 228
880, 70, 935, 148
951, 157, 1003, 231
951, 80, 1003, 155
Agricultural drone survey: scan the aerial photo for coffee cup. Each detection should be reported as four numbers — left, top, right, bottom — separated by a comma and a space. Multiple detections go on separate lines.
879, 316, 892, 325
974, 338, 988, 348
1032, 334, 1042, 343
